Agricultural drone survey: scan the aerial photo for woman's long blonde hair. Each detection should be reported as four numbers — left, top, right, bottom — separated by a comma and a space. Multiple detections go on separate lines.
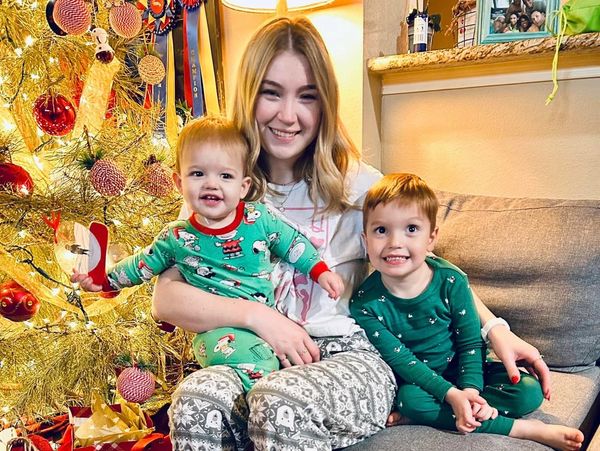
231, 16, 361, 214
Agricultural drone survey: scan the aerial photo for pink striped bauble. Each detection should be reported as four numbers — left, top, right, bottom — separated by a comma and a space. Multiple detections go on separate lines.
116, 367, 156, 403
109, 2, 142, 39
52, 0, 91, 35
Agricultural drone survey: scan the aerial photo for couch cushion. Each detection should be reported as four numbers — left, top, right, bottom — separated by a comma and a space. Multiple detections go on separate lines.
433, 191, 600, 369
343, 367, 600, 450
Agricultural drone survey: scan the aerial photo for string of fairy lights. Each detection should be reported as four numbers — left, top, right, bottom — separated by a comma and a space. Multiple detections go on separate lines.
0, 0, 194, 422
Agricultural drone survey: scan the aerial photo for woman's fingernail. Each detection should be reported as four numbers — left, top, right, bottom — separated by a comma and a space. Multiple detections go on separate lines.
511, 375, 520, 384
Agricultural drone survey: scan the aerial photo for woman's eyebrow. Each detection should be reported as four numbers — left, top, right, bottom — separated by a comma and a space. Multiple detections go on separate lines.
261, 79, 317, 91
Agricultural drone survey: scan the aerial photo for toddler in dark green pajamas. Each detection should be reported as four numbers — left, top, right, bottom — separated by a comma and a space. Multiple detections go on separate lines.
350, 173, 583, 450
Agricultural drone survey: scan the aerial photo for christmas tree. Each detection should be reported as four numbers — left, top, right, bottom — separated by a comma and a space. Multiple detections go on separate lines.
0, 0, 222, 429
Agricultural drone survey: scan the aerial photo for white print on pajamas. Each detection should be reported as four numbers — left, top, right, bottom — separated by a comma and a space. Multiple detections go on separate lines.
137, 260, 155, 282
173, 227, 200, 251
205, 409, 222, 429
252, 240, 271, 262
214, 334, 236, 358
244, 205, 261, 224
275, 405, 295, 430
287, 237, 306, 264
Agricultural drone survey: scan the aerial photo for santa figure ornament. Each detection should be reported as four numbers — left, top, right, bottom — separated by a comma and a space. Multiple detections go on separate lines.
54, 221, 113, 294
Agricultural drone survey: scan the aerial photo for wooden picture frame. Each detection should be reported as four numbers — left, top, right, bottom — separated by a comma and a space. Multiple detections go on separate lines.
477, 0, 558, 44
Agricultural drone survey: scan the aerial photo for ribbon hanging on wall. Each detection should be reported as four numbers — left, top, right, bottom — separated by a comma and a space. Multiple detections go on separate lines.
140, 0, 178, 146
180, 0, 205, 118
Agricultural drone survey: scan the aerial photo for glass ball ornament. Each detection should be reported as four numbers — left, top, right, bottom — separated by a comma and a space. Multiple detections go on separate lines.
33, 93, 77, 136
0, 162, 34, 195
0, 280, 40, 322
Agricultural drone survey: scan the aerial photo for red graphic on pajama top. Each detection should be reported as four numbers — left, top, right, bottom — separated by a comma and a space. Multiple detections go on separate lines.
214, 230, 244, 259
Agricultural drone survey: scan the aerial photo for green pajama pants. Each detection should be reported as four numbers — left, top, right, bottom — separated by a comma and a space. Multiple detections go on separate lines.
396, 362, 544, 435
192, 327, 279, 392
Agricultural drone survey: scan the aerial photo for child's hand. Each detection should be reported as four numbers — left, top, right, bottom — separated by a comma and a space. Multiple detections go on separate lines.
471, 399, 498, 422
462, 387, 498, 421
445, 387, 484, 433
71, 269, 103, 292
317, 271, 344, 299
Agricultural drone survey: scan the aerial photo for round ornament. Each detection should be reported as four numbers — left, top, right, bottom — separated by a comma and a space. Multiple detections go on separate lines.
0, 162, 34, 195
138, 54, 165, 85
116, 366, 156, 403
46, 0, 68, 36
0, 280, 41, 322
33, 93, 76, 137
109, 2, 143, 38
90, 159, 126, 196
52, 0, 91, 35
141, 155, 172, 197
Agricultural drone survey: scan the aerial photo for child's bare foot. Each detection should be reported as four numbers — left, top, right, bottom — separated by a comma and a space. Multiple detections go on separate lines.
510, 419, 584, 451
386, 411, 411, 427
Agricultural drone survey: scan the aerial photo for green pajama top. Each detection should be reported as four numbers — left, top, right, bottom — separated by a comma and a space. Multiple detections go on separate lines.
350, 257, 484, 402
106, 201, 328, 304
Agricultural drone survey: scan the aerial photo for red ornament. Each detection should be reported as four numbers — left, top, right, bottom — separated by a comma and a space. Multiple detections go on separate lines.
116, 366, 156, 403
0, 280, 40, 322
105, 89, 117, 120
33, 94, 76, 137
52, 0, 91, 35
0, 162, 34, 195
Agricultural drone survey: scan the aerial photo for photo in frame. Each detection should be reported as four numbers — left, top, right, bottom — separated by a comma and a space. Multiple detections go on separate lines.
477, 0, 559, 43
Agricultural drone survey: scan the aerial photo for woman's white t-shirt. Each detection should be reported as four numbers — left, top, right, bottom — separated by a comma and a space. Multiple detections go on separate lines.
265, 162, 382, 337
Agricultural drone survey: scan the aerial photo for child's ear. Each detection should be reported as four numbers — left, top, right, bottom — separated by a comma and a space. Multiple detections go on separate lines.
361, 231, 369, 260
240, 176, 252, 199
173, 172, 183, 195
427, 226, 439, 252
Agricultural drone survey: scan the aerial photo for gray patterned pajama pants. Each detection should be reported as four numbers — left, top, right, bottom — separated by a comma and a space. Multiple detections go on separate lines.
168, 331, 397, 451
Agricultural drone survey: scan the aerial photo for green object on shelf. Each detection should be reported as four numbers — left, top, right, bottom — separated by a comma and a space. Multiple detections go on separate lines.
562, 0, 600, 34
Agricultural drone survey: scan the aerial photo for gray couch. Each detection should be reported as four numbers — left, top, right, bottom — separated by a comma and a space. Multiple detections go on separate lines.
346, 191, 600, 450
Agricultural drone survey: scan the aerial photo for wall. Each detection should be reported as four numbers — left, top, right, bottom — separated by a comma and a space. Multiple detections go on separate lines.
220, 0, 363, 149
380, 77, 600, 199
364, 0, 600, 200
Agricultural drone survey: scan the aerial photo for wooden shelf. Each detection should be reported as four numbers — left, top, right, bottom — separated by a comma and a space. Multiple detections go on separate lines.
368, 32, 600, 75
366, 32, 600, 94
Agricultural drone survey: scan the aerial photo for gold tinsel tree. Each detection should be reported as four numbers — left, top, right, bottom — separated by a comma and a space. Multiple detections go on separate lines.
0, 0, 195, 424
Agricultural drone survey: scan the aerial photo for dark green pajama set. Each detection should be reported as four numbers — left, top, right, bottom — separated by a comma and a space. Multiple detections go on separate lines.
350, 257, 543, 435
106, 202, 329, 391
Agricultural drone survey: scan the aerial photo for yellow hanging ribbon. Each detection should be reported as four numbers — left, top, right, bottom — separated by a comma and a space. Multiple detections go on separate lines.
72, 58, 121, 136
545, 8, 568, 105
199, 5, 220, 115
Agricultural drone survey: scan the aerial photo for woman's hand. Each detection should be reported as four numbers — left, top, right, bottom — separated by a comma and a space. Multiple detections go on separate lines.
487, 325, 551, 400
153, 268, 320, 367
247, 304, 320, 367
472, 289, 551, 400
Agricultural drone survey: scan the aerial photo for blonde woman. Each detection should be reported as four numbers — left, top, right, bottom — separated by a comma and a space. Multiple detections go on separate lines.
153, 16, 551, 450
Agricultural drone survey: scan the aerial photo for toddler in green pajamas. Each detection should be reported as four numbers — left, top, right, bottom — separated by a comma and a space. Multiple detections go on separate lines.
74, 115, 344, 391
350, 173, 583, 450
